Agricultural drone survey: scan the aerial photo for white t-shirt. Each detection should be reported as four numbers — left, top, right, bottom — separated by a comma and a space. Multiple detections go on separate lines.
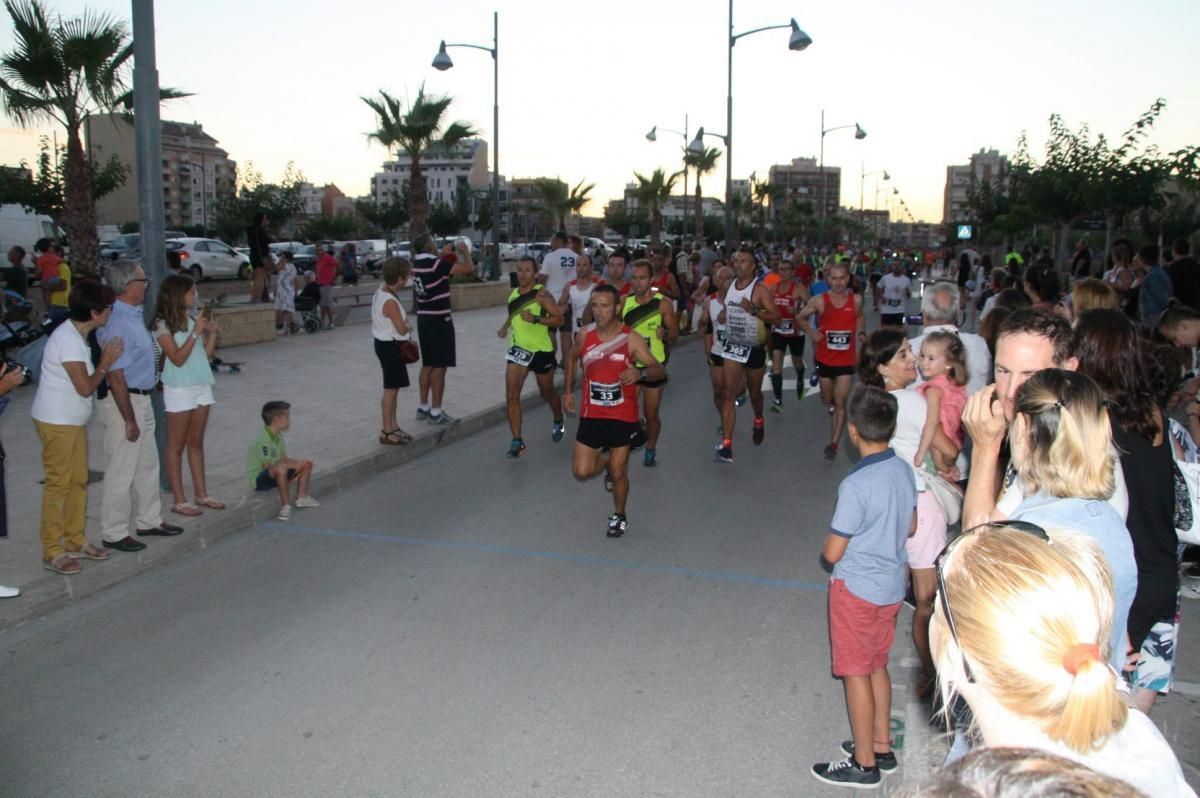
32, 321, 94, 426
890, 387, 928, 489
878, 273, 911, 313
540, 248, 578, 300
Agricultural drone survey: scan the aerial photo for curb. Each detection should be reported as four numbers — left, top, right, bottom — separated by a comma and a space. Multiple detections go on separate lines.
0, 388, 548, 632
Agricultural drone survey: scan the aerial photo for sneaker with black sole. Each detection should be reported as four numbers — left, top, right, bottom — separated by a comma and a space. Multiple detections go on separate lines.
606, 513, 627, 538
643, 448, 657, 467
840, 742, 897, 773
429, 411, 459, 426
603, 470, 613, 492
506, 438, 526, 459
714, 444, 734, 464
551, 420, 565, 443
752, 422, 764, 446
810, 756, 881, 789
824, 444, 838, 461
770, 400, 783, 414
416, 407, 433, 422
735, 390, 749, 407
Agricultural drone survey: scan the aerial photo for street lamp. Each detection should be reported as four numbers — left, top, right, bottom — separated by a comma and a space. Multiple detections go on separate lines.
860, 165, 888, 243
818, 111, 865, 249
433, 11, 500, 260
722, 4, 811, 254
646, 118, 690, 238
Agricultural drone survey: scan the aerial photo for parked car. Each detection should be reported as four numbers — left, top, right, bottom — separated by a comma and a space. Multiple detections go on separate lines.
100, 230, 184, 261
392, 241, 412, 260
291, 244, 317, 273
165, 238, 248, 280
583, 236, 611, 261
498, 243, 518, 261
521, 242, 551, 262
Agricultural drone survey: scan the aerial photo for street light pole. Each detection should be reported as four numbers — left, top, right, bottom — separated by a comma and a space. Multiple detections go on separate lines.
818, 113, 865, 251
859, 164, 888, 244
646, 117, 689, 238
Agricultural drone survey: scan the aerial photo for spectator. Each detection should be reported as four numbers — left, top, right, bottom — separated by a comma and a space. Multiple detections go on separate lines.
1167, 238, 1200, 311
315, 245, 337, 329
697, 237, 719, 276
411, 233, 474, 424
246, 400, 318, 521
96, 260, 182, 554
1070, 238, 1092, 278
340, 243, 358, 285
274, 251, 297, 335
910, 281, 992, 394
5, 245, 27, 298
35, 237, 70, 325
33, 280, 123, 576
372, 257, 415, 445
892, 747, 1149, 798
151, 274, 222, 517
1136, 243, 1171, 329
930, 524, 1192, 796
246, 211, 273, 303
977, 267, 1007, 320
1104, 238, 1136, 299
0, 361, 26, 595
1023, 264, 1068, 318
1070, 277, 1119, 318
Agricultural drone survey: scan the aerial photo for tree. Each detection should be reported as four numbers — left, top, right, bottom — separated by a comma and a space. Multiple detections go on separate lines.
633, 168, 681, 245
212, 162, 306, 244
566, 179, 595, 223
302, 212, 360, 242
0, 135, 128, 219
355, 191, 408, 239
362, 85, 478, 239
427, 201, 461, 237
534, 178, 568, 231
751, 178, 782, 241
684, 146, 721, 241
603, 203, 648, 238
0, 0, 185, 272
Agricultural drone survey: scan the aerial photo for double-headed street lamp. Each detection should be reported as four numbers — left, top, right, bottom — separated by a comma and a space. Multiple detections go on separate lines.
860, 165, 889, 243
646, 119, 690, 236
433, 11, 499, 255
708, 3, 810, 254
818, 112, 865, 249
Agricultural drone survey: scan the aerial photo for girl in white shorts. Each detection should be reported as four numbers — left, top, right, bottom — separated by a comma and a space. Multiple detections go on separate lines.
152, 274, 222, 517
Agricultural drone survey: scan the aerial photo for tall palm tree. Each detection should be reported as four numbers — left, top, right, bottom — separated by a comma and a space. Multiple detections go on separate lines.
363, 84, 478, 238
0, 0, 186, 273
633, 168, 681, 245
684, 146, 721, 240
751, 178, 783, 241
566, 179, 595, 223
533, 178, 568, 232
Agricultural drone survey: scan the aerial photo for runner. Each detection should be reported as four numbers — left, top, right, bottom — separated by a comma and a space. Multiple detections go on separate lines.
649, 245, 680, 302
623, 260, 677, 467
768, 259, 811, 412
538, 232, 578, 364
558, 254, 602, 394
497, 257, 565, 458
797, 261, 865, 460
716, 247, 782, 463
701, 265, 735, 429
563, 285, 665, 538
877, 258, 912, 330
604, 251, 634, 298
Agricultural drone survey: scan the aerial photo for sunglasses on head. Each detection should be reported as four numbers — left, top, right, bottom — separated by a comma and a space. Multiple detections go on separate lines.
935, 520, 1050, 684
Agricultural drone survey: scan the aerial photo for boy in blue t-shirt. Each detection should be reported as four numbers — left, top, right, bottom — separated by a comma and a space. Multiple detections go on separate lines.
811, 385, 917, 789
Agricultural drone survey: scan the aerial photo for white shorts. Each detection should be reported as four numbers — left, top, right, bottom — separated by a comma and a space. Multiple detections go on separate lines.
163, 383, 215, 413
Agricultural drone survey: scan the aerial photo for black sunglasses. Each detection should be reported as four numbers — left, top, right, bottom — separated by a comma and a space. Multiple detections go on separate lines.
935, 520, 1050, 684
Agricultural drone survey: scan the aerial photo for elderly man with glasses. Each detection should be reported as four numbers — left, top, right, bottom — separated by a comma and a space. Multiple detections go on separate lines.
97, 260, 183, 553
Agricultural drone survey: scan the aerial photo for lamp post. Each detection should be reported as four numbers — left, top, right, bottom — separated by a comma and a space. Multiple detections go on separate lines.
646, 118, 689, 238
818, 111, 865, 250
860, 165, 888, 244
433, 11, 500, 258
720, 3, 811, 255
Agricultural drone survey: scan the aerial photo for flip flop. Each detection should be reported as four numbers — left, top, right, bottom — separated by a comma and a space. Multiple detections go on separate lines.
65, 544, 110, 561
194, 496, 225, 510
380, 429, 413, 445
43, 555, 81, 575
171, 502, 203, 517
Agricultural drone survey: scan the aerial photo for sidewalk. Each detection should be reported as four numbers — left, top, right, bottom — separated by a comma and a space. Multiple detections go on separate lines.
0, 295, 558, 630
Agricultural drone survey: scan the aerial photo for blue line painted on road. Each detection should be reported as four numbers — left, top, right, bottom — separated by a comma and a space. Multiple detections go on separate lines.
264, 522, 829, 593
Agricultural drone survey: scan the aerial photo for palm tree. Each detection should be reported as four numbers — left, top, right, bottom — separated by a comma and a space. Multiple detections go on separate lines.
0, 0, 186, 273
362, 84, 478, 238
684, 146, 721, 240
633, 168, 681, 245
566, 179, 595, 222
751, 178, 783, 241
533, 178, 568, 232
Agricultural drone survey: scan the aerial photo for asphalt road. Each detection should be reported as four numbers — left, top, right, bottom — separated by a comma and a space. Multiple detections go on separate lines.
3, 331, 1195, 796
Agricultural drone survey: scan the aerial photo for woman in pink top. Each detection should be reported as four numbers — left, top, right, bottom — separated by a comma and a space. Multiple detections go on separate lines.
914, 330, 968, 474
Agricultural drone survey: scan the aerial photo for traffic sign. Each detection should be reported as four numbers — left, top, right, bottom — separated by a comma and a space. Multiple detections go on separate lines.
956, 224, 973, 240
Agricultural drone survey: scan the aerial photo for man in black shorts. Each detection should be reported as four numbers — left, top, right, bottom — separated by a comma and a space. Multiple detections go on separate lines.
412, 233, 475, 424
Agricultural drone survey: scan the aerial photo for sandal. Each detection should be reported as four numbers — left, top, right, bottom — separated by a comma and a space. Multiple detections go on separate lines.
194, 496, 225, 510
171, 502, 203, 517
65, 543, 111, 561
43, 554, 82, 575
380, 429, 413, 446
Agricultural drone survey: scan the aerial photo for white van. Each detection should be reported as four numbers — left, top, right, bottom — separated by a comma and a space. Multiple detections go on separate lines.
0, 204, 60, 278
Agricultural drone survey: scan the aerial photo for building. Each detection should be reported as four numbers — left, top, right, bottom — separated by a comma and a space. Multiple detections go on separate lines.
298, 183, 355, 219
87, 113, 236, 230
370, 139, 489, 208
767, 157, 840, 224
888, 221, 946, 249
848, 208, 891, 242
1, 165, 33, 182
942, 148, 1009, 224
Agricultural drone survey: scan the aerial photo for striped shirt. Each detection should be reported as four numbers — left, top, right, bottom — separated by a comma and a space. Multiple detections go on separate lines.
412, 253, 455, 316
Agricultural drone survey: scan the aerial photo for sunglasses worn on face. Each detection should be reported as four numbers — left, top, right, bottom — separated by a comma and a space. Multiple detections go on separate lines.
935, 520, 1050, 684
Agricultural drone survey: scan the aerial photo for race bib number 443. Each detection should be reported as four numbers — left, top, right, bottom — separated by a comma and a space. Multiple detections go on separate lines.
826, 330, 851, 351
589, 380, 623, 406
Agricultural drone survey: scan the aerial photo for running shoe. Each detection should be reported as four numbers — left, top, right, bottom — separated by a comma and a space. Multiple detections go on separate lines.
430, 411, 459, 425
714, 444, 734, 464
551, 419, 565, 443
824, 443, 838, 461
735, 390, 749, 407
810, 757, 881, 789
644, 448, 657, 467
416, 407, 433, 421
840, 741, 898, 773
629, 421, 648, 451
752, 421, 764, 446
809, 372, 820, 388
603, 469, 614, 492
797, 374, 806, 400
770, 400, 783, 414
606, 513, 627, 538
506, 438, 526, 459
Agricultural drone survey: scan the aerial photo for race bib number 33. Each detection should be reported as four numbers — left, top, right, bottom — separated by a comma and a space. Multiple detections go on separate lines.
589, 380, 623, 406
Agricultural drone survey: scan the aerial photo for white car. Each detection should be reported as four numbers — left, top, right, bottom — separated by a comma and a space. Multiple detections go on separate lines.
166, 238, 248, 280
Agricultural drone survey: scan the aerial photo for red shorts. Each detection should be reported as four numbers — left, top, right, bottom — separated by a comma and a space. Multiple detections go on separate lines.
829, 578, 901, 677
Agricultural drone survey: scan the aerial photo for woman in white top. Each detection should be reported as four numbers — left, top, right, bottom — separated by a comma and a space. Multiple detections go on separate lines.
932, 524, 1196, 797
372, 257, 414, 445
858, 328, 960, 697
32, 281, 124, 575
274, 251, 298, 334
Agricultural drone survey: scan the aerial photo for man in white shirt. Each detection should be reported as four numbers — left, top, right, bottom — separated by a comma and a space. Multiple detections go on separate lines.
910, 281, 992, 394
877, 259, 911, 330
539, 232, 579, 361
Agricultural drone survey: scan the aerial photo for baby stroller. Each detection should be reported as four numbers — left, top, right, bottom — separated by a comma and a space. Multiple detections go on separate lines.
293, 295, 321, 333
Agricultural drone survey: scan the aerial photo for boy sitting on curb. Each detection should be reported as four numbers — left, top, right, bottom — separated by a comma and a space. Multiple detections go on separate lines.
246, 401, 319, 520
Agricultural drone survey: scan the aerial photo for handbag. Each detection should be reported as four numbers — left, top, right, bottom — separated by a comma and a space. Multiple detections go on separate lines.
399, 340, 420, 364
1173, 459, 1200, 545
924, 472, 964, 527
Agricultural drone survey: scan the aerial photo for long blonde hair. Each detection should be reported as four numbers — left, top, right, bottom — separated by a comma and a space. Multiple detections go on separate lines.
931, 527, 1127, 753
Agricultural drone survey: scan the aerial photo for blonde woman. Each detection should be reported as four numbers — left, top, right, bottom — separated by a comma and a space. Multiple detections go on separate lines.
151, 274, 221, 516
1070, 277, 1119, 319
931, 524, 1194, 797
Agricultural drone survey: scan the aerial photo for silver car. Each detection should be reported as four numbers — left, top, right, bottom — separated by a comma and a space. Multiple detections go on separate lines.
166, 238, 248, 280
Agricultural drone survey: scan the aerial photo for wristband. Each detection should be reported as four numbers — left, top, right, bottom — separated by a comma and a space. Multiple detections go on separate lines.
640, 368, 648, 381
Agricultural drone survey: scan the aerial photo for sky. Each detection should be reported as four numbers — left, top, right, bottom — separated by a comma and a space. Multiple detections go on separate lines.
1, 0, 1198, 226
